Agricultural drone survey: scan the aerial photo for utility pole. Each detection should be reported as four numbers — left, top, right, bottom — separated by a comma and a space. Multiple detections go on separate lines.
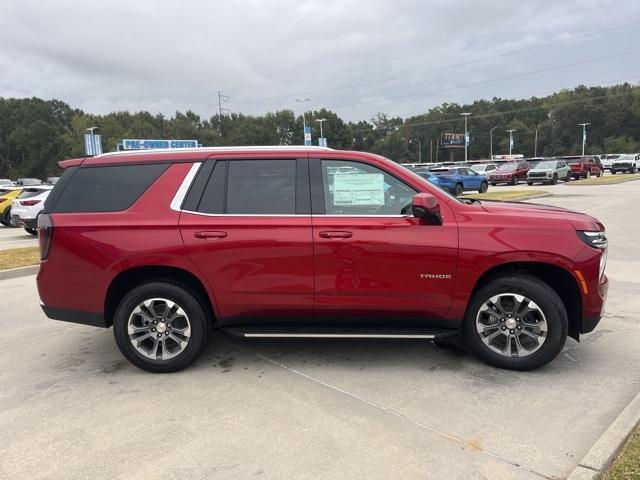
430, 139, 433, 163
295, 98, 310, 145
578, 123, 590, 155
315, 118, 327, 146
490, 126, 497, 160
506, 129, 516, 155
461, 113, 471, 161
534, 125, 539, 157
409, 138, 422, 163
218, 91, 230, 134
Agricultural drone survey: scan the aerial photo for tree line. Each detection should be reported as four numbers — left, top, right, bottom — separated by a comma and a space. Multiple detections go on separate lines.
0, 82, 638, 178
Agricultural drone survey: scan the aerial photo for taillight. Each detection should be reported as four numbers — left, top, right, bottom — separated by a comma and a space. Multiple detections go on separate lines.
38, 214, 54, 261
20, 199, 41, 206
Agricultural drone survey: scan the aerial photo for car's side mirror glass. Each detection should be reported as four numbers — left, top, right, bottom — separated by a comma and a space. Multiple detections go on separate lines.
412, 193, 442, 225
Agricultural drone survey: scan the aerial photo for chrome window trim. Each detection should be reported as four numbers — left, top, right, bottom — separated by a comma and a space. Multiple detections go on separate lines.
170, 162, 202, 212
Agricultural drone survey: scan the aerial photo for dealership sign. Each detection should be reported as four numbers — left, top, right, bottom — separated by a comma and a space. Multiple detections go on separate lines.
122, 139, 200, 150
441, 132, 468, 148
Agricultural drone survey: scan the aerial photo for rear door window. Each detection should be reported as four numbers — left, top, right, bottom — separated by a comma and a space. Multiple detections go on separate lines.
49, 163, 169, 213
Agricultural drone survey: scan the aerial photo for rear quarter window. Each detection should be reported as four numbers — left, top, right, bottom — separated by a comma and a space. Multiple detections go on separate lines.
48, 163, 169, 213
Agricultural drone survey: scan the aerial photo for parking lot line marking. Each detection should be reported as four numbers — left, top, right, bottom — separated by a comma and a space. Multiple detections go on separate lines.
229, 341, 551, 479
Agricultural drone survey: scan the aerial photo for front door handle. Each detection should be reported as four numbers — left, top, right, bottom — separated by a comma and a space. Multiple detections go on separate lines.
319, 231, 352, 239
194, 231, 227, 239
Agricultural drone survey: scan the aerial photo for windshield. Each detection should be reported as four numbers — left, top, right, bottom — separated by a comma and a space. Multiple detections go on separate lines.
497, 162, 517, 171
536, 161, 556, 169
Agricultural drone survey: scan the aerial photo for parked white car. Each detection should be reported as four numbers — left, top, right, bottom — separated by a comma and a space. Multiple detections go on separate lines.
610, 154, 640, 174
526, 159, 571, 185
10, 186, 53, 235
470, 163, 498, 174
599, 154, 619, 171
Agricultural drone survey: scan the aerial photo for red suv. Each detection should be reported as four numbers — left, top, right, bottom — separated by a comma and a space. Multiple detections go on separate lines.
563, 155, 604, 179
37, 147, 608, 373
488, 161, 530, 185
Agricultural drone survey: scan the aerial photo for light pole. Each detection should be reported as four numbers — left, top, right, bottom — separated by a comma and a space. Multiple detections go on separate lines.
578, 123, 590, 155
506, 129, 516, 155
410, 138, 422, 163
295, 98, 310, 145
315, 118, 327, 146
461, 113, 471, 161
489, 126, 497, 160
534, 125, 539, 157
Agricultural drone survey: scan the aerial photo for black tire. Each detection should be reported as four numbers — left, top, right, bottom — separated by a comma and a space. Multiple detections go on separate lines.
454, 183, 463, 196
611, 169, 617, 175
527, 181, 533, 186
24, 227, 37, 235
463, 274, 568, 371
490, 182, 497, 187
551, 174, 558, 185
585, 170, 591, 179
478, 181, 488, 193
597, 169, 603, 177
564, 173, 571, 182
113, 282, 211, 373
510, 176, 518, 185
3, 208, 14, 227
632, 166, 637, 174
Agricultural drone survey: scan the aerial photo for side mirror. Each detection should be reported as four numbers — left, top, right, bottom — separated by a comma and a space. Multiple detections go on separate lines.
412, 193, 442, 225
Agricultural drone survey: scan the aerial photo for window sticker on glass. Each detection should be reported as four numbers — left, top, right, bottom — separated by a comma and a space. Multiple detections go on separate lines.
333, 173, 385, 206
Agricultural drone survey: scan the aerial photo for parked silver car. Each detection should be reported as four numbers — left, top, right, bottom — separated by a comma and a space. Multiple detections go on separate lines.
610, 154, 639, 174
526, 159, 571, 185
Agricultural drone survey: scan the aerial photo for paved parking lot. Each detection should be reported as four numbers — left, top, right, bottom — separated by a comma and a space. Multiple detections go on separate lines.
1, 179, 639, 479
0, 226, 37, 251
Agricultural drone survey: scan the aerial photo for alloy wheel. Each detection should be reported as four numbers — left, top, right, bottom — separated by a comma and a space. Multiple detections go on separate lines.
127, 298, 191, 360
475, 293, 547, 358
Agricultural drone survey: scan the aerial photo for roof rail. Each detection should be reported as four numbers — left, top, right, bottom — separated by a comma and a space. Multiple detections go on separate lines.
97, 145, 335, 157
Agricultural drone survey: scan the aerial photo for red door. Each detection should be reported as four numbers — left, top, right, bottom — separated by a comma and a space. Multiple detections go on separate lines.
179, 159, 314, 323
311, 159, 459, 322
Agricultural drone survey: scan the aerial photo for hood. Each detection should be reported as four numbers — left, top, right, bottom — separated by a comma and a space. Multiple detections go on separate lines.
480, 201, 604, 231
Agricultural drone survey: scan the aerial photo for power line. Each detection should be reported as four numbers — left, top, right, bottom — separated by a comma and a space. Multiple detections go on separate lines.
232, 19, 640, 105
328, 48, 640, 110
351, 82, 639, 133
230, 0, 630, 100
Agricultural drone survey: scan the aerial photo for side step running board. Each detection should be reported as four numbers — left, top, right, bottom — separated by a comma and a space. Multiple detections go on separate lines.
222, 327, 458, 340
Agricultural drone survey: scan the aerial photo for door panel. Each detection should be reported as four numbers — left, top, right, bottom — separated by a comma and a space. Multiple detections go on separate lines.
311, 159, 459, 323
179, 158, 314, 323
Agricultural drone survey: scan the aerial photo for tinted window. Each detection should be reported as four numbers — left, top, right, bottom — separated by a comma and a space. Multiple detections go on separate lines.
321, 160, 416, 215
227, 160, 296, 214
18, 188, 48, 199
51, 163, 168, 213
197, 161, 226, 214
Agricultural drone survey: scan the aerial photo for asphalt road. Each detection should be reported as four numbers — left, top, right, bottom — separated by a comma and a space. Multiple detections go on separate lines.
1, 179, 639, 480
0, 225, 37, 251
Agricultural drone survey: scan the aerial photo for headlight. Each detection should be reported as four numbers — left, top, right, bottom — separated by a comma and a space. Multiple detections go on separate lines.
577, 230, 607, 249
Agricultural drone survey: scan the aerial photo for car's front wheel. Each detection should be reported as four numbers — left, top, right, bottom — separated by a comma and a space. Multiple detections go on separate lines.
551, 174, 558, 185
478, 181, 488, 193
454, 183, 464, 196
463, 274, 567, 370
510, 176, 518, 185
113, 282, 211, 373
611, 169, 617, 175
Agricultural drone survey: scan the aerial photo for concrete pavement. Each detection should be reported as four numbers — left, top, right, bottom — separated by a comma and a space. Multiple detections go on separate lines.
1, 179, 639, 479
0, 226, 38, 251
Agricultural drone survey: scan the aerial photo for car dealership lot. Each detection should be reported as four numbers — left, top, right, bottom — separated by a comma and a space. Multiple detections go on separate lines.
1, 180, 639, 479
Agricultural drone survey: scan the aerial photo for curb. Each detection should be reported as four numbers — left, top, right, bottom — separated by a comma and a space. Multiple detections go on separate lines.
567, 390, 640, 480
0, 264, 39, 281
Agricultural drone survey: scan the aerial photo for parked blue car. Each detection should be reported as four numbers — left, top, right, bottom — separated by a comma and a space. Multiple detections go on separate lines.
414, 170, 442, 188
430, 167, 489, 196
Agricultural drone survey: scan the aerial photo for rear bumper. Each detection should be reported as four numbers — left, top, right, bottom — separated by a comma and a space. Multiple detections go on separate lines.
10, 214, 37, 229
40, 304, 108, 328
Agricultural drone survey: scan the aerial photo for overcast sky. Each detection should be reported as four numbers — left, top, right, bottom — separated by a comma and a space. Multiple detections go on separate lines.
1, 0, 639, 122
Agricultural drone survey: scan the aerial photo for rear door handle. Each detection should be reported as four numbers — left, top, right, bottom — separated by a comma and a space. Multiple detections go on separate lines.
194, 231, 227, 239
319, 231, 352, 239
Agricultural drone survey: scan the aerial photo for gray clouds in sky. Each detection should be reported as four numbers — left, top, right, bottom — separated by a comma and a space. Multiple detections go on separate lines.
1, 0, 639, 121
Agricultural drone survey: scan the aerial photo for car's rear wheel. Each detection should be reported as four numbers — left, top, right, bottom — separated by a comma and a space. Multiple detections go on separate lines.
490, 182, 497, 186
478, 181, 488, 193
564, 173, 571, 182
2, 208, 13, 227
463, 274, 567, 370
527, 181, 533, 186
113, 282, 211, 373
454, 183, 464, 196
